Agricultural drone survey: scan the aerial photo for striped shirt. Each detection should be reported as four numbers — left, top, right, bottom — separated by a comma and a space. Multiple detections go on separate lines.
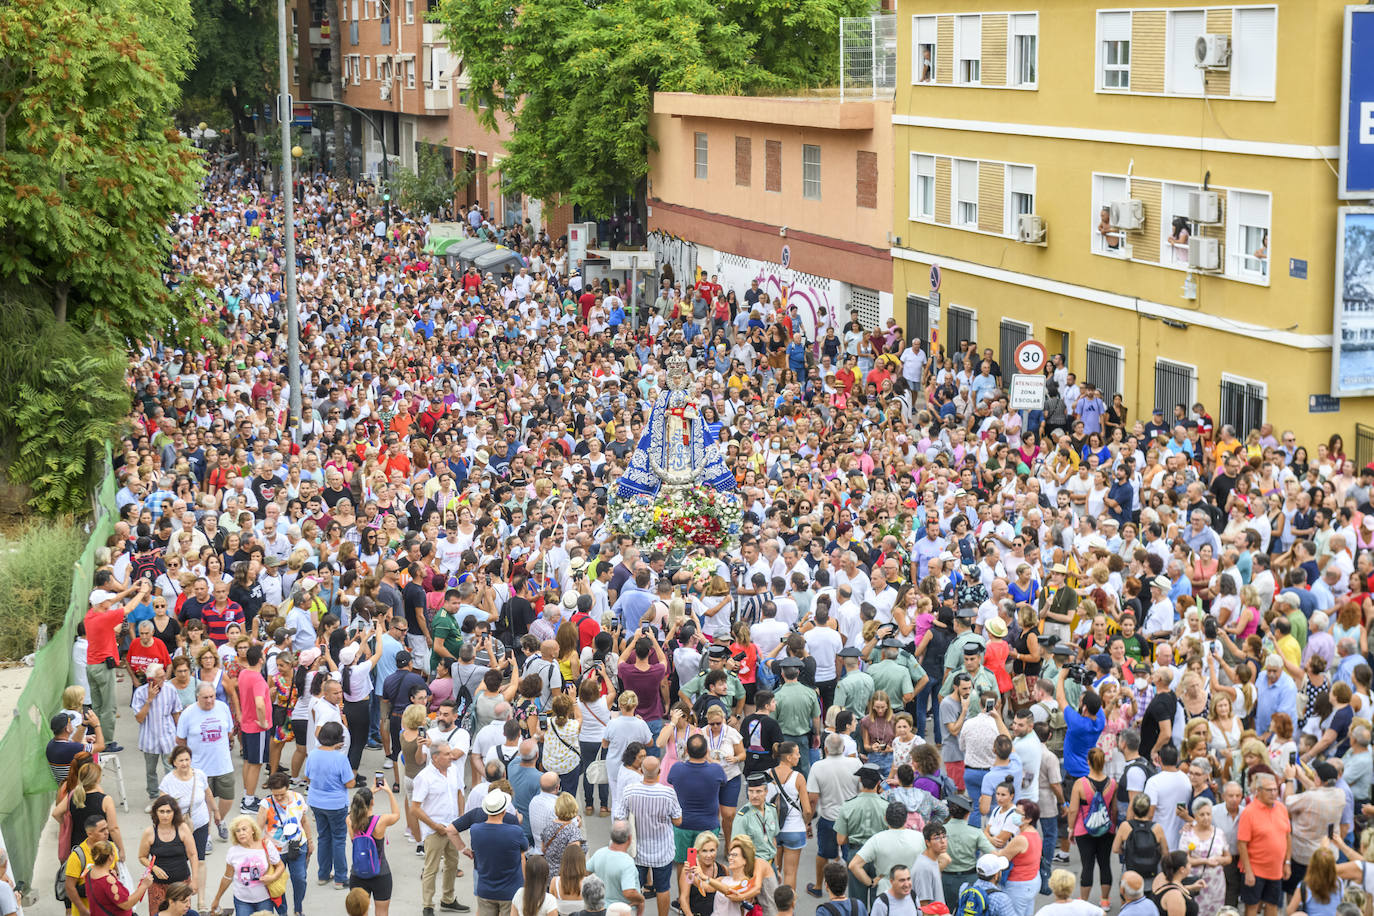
131, 681, 184, 754
614, 780, 681, 868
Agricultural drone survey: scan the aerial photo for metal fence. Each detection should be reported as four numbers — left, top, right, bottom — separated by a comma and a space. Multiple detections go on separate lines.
1085, 341, 1124, 399
1356, 423, 1374, 472
906, 294, 930, 346
1218, 379, 1267, 436
999, 319, 1030, 378
840, 15, 897, 100
1154, 360, 1197, 414
947, 306, 975, 356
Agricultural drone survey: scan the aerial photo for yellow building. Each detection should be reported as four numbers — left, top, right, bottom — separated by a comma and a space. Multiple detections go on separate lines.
892, 0, 1372, 447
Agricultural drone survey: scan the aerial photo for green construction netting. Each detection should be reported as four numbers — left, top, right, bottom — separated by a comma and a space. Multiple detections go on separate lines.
0, 448, 116, 892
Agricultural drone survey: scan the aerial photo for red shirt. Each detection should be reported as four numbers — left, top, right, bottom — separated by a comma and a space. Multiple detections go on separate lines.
202, 600, 243, 645
126, 638, 170, 676
570, 611, 601, 652
85, 606, 128, 664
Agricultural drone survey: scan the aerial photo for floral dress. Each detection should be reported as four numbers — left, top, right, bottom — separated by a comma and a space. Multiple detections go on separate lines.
1179, 824, 1226, 916
1097, 702, 1133, 779
270, 671, 297, 743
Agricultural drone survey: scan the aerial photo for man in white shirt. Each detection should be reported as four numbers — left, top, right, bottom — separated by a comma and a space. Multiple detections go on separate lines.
307, 675, 347, 756
868, 569, 898, 625
410, 740, 463, 913
750, 605, 789, 657
804, 608, 844, 707
771, 579, 800, 626
1143, 744, 1192, 849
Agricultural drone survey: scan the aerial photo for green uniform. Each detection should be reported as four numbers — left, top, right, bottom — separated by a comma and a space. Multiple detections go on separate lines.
833, 670, 876, 717
834, 791, 889, 847
897, 651, 929, 691
682, 671, 746, 709
867, 659, 915, 704
856, 828, 927, 894
944, 632, 987, 673
429, 609, 462, 673
735, 803, 779, 862
774, 681, 822, 736
939, 665, 998, 699
943, 818, 996, 872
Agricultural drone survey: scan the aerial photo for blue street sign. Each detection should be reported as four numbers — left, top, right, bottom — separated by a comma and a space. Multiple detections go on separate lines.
1339, 7, 1374, 198
1289, 258, 1307, 279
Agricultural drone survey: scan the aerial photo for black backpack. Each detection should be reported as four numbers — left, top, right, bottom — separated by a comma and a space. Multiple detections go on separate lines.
1122, 818, 1161, 878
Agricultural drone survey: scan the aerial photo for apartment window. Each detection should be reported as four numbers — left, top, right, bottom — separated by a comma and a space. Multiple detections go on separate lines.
1154, 359, 1197, 414
694, 132, 708, 180
1161, 182, 1200, 266
429, 47, 448, 86
948, 306, 977, 353
913, 16, 937, 83
1005, 164, 1035, 235
802, 144, 821, 200
955, 15, 981, 84
1166, 9, 1205, 95
911, 153, 935, 221
1233, 7, 1278, 99
351, 55, 361, 84
999, 319, 1031, 374
1099, 11, 1131, 90
350, 0, 358, 18
365, 57, 372, 80
735, 136, 751, 187
405, 58, 415, 89
953, 158, 978, 228
1219, 375, 1267, 434
1085, 340, 1125, 399
1227, 190, 1271, 280
1010, 14, 1037, 87
1090, 173, 1130, 255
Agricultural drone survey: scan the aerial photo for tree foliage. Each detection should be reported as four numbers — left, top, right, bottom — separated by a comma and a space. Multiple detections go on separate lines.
0, 0, 207, 513
180, 0, 276, 137
434, 0, 868, 216
389, 141, 469, 217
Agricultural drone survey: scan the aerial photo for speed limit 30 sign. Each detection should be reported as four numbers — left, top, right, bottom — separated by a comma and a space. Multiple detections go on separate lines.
1013, 339, 1048, 374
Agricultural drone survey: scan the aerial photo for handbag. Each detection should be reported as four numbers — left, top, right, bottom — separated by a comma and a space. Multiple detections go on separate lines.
585, 760, 609, 785
261, 840, 287, 902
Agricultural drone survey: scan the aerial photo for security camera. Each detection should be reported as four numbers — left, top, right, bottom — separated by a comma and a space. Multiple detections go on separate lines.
779, 226, 787, 237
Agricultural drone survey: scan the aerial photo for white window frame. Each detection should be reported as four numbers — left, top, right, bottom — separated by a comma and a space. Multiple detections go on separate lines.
1098, 11, 1132, 91
802, 144, 822, 201
405, 58, 415, 89
1219, 371, 1268, 431
1225, 188, 1271, 284
1090, 172, 1131, 257
1154, 357, 1199, 410
1232, 6, 1278, 100
954, 14, 982, 85
1009, 13, 1038, 88
404, 0, 413, 22
364, 56, 373, 80
694, 131, 708, 180
1086, 339, 1126, 398
1165, 9, 1206, 96
913, 15, 938, 84
910, 153, 936, 222
1004, 163, 1035, 236
953, 157, 979, 228
1160, 181, 1201, 268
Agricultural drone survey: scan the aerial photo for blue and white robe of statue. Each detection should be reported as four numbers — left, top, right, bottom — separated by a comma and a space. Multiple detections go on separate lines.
616, 393, 736, 499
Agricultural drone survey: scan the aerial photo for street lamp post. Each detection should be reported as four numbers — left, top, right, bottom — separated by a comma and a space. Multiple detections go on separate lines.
277, 0, 302, 444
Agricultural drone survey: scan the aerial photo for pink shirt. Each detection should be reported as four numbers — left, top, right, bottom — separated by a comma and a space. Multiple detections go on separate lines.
237, 669, 271, 734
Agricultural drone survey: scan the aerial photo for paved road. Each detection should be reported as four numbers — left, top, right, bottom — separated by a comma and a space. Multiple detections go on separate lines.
25, 686, 1106, 915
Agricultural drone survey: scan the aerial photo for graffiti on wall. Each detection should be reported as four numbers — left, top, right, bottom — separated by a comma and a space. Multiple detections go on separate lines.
710, 252, 846, 341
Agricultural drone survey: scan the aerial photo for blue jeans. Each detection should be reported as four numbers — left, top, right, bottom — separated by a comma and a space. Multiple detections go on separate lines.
580, 740, 608, 808
913, 680, 935, 744
559, 768, 580, 796
964, 768, 988, 828
312, 806, 348, 883
234, 898, 278, 916
866, 751, 893, 778
645, 718, 665, 757
283, 848, 309, 913
1038, 814, 1058, 895
1004, 878, 1038, 916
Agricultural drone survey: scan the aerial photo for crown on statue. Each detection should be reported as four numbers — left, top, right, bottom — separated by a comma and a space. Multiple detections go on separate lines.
666, 353, 689, 391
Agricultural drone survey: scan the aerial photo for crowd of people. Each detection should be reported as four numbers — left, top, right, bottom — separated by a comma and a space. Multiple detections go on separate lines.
41, 167, 1374, 916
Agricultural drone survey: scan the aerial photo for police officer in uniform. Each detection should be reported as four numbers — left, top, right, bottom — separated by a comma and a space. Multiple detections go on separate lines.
773, 656, 822, 777
940, 793, 997, 910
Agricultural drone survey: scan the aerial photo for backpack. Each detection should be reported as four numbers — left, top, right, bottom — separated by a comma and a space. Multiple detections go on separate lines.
1036, 700, 1067, 757
1082, 778, 1112, 837
132, 552, 161, 583
1119, 757, 1159, 814
496, 744, 520, 776
350, 815, 382, 879
55, 846, 86, 904
1122, 818, 1161, 877
955, 884, 1000, 916
822, 903, 859, 916
754, 658, 777, 691
693, 692, 729, 724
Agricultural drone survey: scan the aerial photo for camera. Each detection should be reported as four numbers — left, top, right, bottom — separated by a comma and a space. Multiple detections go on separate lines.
1203, 618, 1217, 640
1063, 662, 1093, 686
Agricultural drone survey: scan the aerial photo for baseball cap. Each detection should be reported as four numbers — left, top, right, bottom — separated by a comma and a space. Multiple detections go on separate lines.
976, 854, 1010, 878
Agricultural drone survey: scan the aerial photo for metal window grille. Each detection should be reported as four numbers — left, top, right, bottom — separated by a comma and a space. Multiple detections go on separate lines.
948, 307, 975, 354
1218, 378, 1266, 435
850, 288, 881, 331
999, 319, 1030, 376
840, 15, 896, 101
906, 295, 930, 346
1154, 360, 1196, 414
1085, 341, 1124, 400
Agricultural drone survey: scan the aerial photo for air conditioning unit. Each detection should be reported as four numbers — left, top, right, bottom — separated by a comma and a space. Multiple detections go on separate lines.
1188, 236, 1221, 271
379, 82, 391, 100
1194, 33, 1231, 69
1108, 199, 1145, 231
1016, 214, 1047, 244
1187, 189, 1221, 224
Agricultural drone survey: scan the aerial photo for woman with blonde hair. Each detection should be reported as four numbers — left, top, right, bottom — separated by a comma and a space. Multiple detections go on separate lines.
209, 815, 284, 915
1288, 846, 1343, 916
556, 622, 582, 683
698, 834, 761, 916
681, 832, 722, 916
52, 761, 126, 862
543, 694, 584, 794
1208, 694, 1242, 778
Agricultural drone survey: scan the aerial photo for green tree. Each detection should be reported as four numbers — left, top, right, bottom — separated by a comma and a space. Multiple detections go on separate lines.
435, 0, 867, 217
180, 0, 276, 145
0, 0, 207, 513
389, 141, 468, 217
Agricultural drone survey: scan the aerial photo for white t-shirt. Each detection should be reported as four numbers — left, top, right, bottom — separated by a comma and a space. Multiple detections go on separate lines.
160, 768, 211, 828
174, 700, 234, 777
306, 696, 347, 756
1143, 768, 1192, 849
804, 627, 843, 681
225, 841, 281, 904
750, 619, 788, 656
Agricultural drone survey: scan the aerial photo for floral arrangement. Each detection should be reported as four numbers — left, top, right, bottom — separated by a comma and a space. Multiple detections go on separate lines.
609, 485, 744, 553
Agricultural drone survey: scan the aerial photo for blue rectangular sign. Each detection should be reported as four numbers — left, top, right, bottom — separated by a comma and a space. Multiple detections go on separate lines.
1340, 7, 1374, 199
